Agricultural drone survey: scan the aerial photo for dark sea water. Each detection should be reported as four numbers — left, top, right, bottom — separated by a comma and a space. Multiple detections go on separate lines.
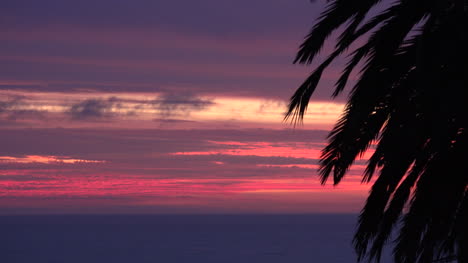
0, 214, 392, 263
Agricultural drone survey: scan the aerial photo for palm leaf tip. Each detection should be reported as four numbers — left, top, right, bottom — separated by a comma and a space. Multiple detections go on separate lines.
285, 67, 326, 123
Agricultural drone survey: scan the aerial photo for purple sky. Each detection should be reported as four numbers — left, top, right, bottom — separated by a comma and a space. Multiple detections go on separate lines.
0, 0, 370, 214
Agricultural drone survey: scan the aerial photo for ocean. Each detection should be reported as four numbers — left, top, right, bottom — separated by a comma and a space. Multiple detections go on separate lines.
0, 214, 392, 263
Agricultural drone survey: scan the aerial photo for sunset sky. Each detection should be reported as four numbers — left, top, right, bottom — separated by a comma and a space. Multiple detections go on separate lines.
0, 0, 371, 214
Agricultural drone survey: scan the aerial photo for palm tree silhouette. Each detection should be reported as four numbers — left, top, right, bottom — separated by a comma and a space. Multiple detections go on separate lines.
286, 1, 467, 262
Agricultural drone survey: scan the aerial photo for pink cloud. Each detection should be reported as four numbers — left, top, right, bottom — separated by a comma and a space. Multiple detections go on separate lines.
0, 155, 105, 164
0, 128, 374, 214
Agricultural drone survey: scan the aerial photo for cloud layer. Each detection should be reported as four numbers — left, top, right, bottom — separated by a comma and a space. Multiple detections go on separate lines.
0, 128, 370, 214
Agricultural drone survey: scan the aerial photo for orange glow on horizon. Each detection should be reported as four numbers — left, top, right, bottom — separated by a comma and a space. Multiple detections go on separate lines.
0, 175, 370, 212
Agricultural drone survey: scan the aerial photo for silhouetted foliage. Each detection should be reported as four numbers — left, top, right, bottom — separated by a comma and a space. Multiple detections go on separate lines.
286, 1, 468, 262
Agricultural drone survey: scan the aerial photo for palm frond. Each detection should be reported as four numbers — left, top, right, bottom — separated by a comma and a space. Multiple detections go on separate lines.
294, 0, 382, 64
288, 0, 468, 261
